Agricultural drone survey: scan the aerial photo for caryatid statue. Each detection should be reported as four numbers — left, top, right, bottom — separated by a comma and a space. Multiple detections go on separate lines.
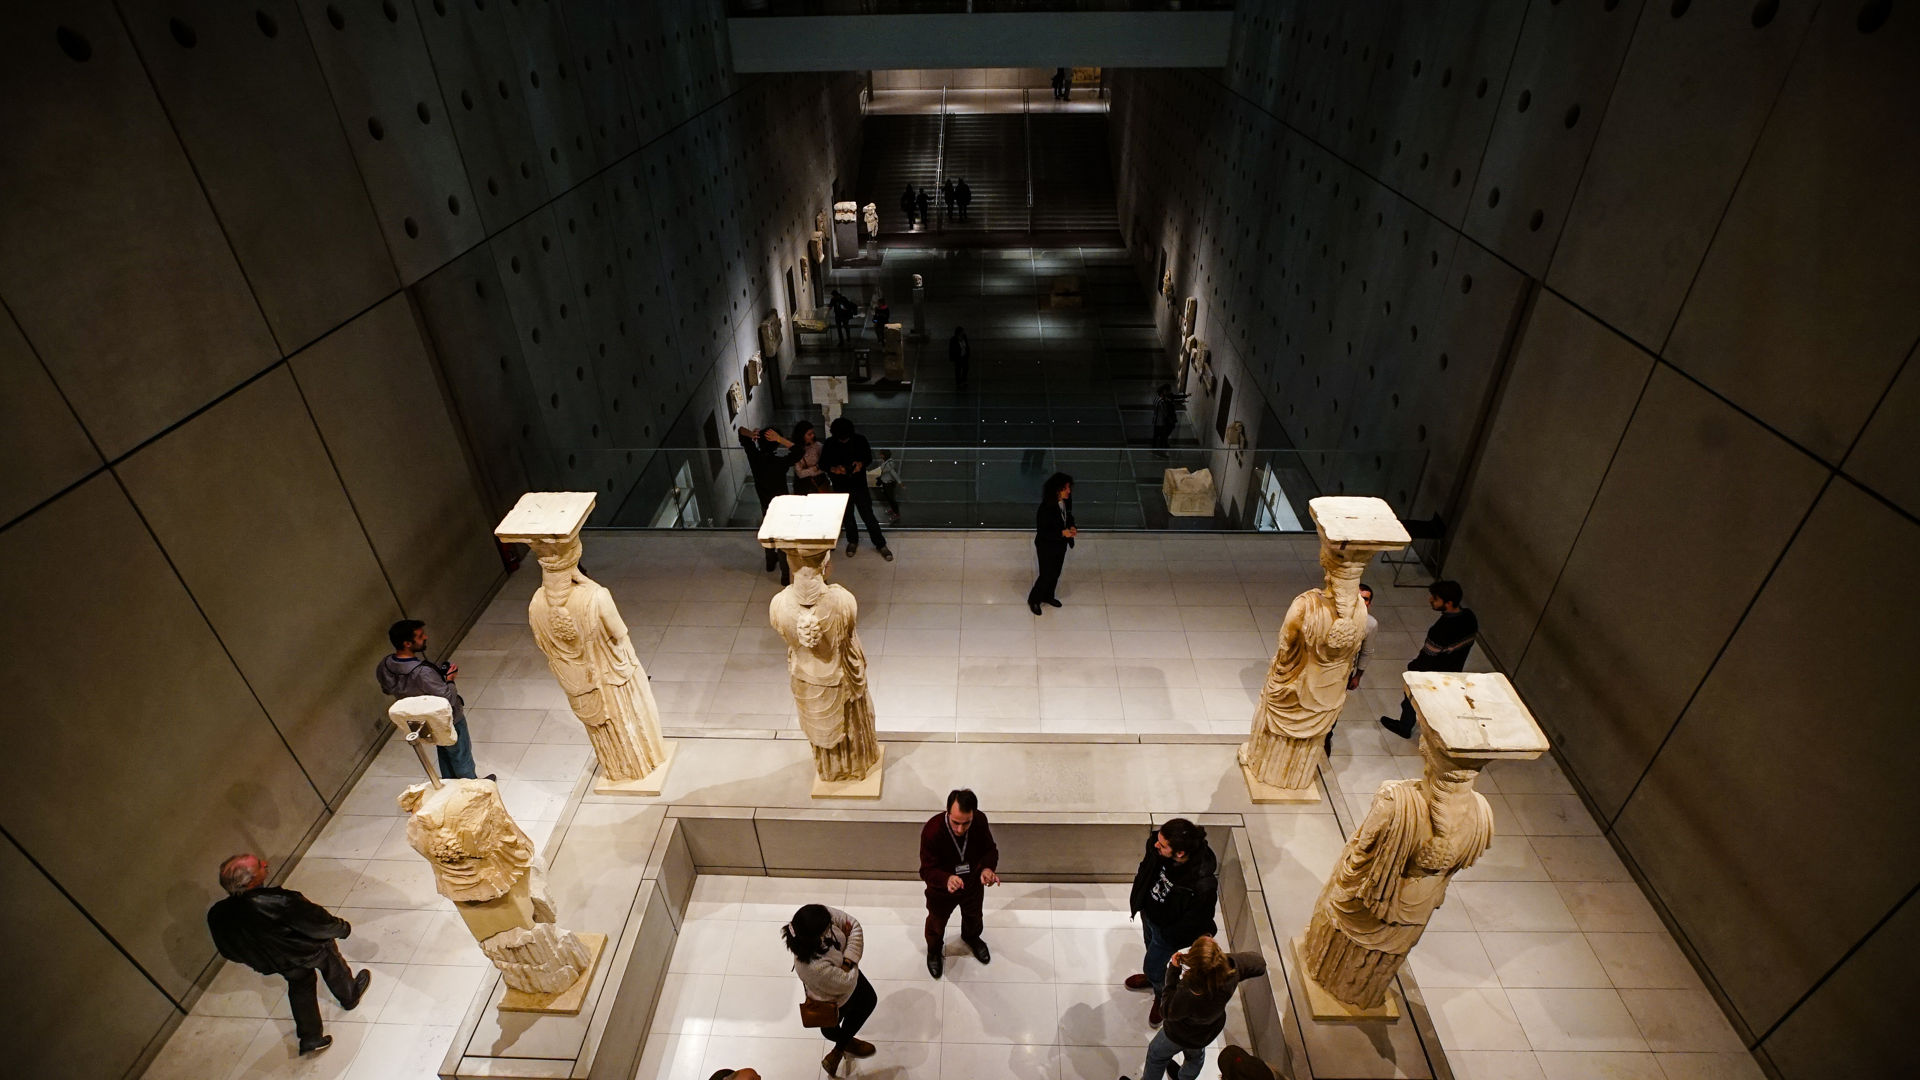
398, 775, 600, 1003
1297, 672, 1548, 1016
760, 493, 884, 796
1239, 497, 1408, 800
496, 492, 673, 794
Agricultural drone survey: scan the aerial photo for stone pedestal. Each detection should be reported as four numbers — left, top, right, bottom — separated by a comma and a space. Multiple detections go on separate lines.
1297, 672, 1549, 1014
882, 323, 906, 380
1238, 497, 1408, 801
832, 201, 858, 261
1291, 937, 1400, 1021
910, 278, 927, 339
1163, 467, 1217, 517
811, 375, 849, 425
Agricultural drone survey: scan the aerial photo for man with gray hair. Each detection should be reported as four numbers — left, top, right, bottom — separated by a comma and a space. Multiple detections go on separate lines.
205, 853, 370, 1055
708, 1071, 762, 1080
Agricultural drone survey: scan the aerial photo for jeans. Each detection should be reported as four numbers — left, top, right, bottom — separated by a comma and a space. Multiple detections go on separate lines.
821, 971, 877, 1048
1142, 1027, 1206, 1080
436, 714, 478, 780
284, 943, 358, 1044
1142, 916, 1176, 993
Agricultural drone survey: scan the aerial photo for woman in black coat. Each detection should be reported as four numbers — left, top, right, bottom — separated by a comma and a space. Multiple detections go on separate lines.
1028, 471, 1076, 615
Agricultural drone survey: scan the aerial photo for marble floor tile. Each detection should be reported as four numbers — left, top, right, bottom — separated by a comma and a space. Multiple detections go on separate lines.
1449, 1049, 1548, 1080
306, 817, 401, 862
407, 910, 493, 968
697, 1033, 832, 1079
333, 909, 436, 967
337, 1022, 456, 1080
1050, 926, 1139, 985
1454, 882, 1581, 933
861, 980, 947, 1042
650, 972, 728, 1034
1054, 981, 1151, 1047
947, 924, 1056, 982
1651, 1052, 1766, 1080
286, 859, 373, 909
941, 980, 1060, 1044
1557, 884, 1666, 934
1585, 934, 1703, 990
630, 1031, 709, 1080
944, 1040, 1059, 1080
225, 1018, 373, 1080
1407, 931, 1501, 989
1480, 932, 1612, 988
1458, 836, 1551, 883
142, 1016, 267, 1080
1617, 990, 1747, 1054
1507, 988, 1648, 1052
1530, 836, 1632, 883
1059, 1042, 1145, 1080
374, 965, 487, 1027
1533, 1051, 1665, 1080
1507, 795, 1603, 837
1426, 987, 1533, 1051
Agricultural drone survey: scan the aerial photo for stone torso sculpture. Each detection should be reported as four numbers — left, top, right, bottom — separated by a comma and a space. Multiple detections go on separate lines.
527, 540, 667, 782
768, 558, 880, 783
400, 780, 593, 995
1300, 736, 1493, 1008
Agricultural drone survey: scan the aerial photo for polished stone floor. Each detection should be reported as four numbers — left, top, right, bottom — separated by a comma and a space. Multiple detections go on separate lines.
638, 876, 1249, 1080
142, 531, 1764, 1080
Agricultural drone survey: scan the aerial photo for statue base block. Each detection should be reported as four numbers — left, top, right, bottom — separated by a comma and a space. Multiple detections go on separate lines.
593, 742, 676, 796
811, 746, 885, 799
1241, 761, 1323, 804
1290, 936, 1399, 1022
498, 932, 607, 1016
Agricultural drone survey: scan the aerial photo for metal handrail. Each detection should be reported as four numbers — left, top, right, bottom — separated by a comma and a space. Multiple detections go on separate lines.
1024, 87, 1034, 233
934, 85, 948, 232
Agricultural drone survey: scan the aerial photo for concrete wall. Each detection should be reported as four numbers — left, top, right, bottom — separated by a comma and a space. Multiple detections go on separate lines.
0, 2, 859, 1075
1111, 3, 1917, 1078
730, 11, 1233, 72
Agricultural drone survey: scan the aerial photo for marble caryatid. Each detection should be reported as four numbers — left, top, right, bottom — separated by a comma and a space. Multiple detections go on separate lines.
495, 493, 672, 794
760, 494, 883, 795
1297, 672, 1548, 1015
1239, 497, 1408, 799
399, 779, 597, 998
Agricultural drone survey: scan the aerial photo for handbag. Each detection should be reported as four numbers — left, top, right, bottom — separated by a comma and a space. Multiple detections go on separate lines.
799, 997, 839, 1028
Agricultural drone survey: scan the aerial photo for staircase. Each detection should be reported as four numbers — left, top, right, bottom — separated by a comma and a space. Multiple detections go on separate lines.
1030, 115, 1120, 235
938, 114, 1028, 234
856, 115, 941, 237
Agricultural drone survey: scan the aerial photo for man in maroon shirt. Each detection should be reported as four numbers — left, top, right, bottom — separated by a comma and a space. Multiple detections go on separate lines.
919, 788, 1000, 979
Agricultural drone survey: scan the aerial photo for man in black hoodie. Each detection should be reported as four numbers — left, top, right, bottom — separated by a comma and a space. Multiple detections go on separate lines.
1127, 818, 1219, 1027
206, 853, 371, 1055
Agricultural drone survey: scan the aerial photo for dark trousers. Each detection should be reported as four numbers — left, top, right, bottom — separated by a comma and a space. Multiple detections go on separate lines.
822, 971, 877, 1048
839, 481, 887, 548
835, 318, 852, 344
925, 881, 986, 947
876, 480, 901, 517
1384, 693, 1417, 738
284, 943, 357, 1043
1029, 543, 1066, 605
1151, 422, 1173, 449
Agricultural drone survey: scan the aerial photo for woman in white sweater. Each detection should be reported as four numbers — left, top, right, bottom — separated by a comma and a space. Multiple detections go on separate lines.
782, 904, 877, 1076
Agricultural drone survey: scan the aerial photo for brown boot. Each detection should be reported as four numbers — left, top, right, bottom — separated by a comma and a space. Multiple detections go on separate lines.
842, 1038, 876, 1058
822, 1047, 844, 1075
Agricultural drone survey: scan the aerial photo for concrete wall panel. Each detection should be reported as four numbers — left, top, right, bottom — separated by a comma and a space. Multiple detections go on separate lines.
1613, 480, 1920, 1036
288, 294, 504, 634
0, 1, 279, 457
117, 369, 400, 800
0, 475, 325, 1000
1759, 889, 1920, 1080
123, 0, 399, 354
1841, 348, 1920, 520
0, 310, 101, 529
1662, 1, 1920, 461
410, 0, 554, 232
1444, 292, 1653, 668
1516, 367, 1827, 819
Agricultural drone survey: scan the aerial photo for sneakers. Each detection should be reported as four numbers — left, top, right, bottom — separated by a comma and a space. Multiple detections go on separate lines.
927, 942, 944, 979
341, 969, 373, 1010
1125, 973, 1153, 992
967, 938, 992, 964
879, 547, 894, 562
298, 1035, 333, 1055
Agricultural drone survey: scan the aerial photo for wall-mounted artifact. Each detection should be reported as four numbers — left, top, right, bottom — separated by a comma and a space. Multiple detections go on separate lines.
727, 381, 745, 420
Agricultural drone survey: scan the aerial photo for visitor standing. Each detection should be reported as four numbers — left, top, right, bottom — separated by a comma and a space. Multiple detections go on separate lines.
1123, 936, 1268, 1080
376, 620, 486, 780
916, 186, 932, 230
1052, 67, 1068, 100
920, 788, 1000, 979
784, 904, 876, 1077
949, 326, 971, 387
821, 417, 894, 560
739, 426, 796, 582
1379, 580, 1477, 739
789, 420, 826, 493
871, 294, 891, 341
207, 854, 371, 1056
829, 289, 857, 346
1028, 472, 1076, 615
1151, 384, 1186, 453
899, 183, 917, 228
942, 176, 958, 221
870, 448, 902, 522
957, 177, 973, 219
1126, 818, 1218, 1028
